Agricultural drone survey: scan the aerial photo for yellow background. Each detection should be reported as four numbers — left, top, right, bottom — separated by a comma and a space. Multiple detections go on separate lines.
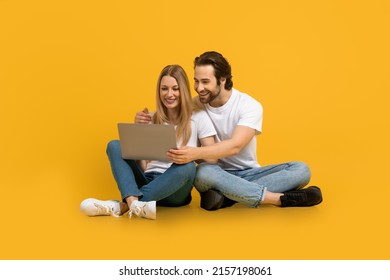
1, 0, 389, 259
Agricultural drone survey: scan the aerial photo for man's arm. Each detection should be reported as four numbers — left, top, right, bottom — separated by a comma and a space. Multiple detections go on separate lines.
195, 135, 218, 164
167, 125, 256, 164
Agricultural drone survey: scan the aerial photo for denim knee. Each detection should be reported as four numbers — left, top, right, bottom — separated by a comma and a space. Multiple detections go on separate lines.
195, 163, 219, 180
194, 163, 221, 191
178, 161, 196, 177
292, 161, 311, 186
106, 139, 121, 157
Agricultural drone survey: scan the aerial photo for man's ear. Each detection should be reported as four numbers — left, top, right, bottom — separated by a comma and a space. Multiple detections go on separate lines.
220, 77, 226, 87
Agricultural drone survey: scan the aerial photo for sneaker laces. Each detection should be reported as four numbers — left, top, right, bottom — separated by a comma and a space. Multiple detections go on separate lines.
94, 203, 120, 217
128, 205, 145, 218
285, 192, 307, 202
281, 191, 308, 207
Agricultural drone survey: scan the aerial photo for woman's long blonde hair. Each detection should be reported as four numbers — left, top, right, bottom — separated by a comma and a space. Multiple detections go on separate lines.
152, 65, 192, 146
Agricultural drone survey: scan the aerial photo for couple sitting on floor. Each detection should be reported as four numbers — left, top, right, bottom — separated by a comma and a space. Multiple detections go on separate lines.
80, 51, 323, 220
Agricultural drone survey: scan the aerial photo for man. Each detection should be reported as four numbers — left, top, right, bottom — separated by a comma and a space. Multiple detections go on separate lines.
166, 51, 323, 210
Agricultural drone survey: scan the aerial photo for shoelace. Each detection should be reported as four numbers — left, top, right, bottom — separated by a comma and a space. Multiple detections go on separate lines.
94, 203, 120, 218
286, 192, 307, 202
128, 205, 145, 218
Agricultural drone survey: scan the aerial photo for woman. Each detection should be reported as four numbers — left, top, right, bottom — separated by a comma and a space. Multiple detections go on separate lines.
80, 65, 216, 220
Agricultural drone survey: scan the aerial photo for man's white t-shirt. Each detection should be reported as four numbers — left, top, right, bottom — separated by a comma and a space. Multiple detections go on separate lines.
145, 110, 216, 174
205, 88, 263, 170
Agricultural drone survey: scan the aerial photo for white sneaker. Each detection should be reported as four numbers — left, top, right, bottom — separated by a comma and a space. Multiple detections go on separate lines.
129, 200, 156, 220
80, 198, 121, 217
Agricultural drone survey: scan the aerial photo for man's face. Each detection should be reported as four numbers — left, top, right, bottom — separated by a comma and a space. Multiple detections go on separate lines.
194, 65, 221, 104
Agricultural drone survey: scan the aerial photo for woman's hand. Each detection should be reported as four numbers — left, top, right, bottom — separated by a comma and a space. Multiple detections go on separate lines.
134, 108, 152, 124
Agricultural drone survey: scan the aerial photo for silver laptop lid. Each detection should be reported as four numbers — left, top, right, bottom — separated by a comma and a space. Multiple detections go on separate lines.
117, 123, 177, 161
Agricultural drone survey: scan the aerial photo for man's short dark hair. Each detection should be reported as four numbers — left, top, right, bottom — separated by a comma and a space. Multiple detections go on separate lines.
194, 51, 233, 90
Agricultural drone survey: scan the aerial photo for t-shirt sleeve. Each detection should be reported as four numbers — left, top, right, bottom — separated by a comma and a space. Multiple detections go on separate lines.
194, 110, 217, 139
237, 97, 263, 134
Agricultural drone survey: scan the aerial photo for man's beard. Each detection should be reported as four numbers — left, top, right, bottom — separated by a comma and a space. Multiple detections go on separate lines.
198, 85, 221, 104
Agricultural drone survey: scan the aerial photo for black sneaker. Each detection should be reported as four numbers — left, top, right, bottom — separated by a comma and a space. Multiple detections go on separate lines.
221, 196, 236, 209
200, 189, 236, 211
280, 186, 323, 207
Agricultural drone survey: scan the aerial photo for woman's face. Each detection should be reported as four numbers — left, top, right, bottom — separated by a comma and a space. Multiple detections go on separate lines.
159, 75, 180, 110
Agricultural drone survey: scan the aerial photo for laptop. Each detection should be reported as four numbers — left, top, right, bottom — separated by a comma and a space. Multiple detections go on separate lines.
117, 123, 177, 161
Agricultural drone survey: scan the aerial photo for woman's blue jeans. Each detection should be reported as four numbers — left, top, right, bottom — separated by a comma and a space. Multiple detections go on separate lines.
194, 162, 311, 208
106, 140, 195, 207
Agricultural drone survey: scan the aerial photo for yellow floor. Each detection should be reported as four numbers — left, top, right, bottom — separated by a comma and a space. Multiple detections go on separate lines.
2, 168, 389, 260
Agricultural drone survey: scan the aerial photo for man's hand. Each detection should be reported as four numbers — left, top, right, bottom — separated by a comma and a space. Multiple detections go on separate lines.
166, 146, 197, 164
134, 108, 151, 124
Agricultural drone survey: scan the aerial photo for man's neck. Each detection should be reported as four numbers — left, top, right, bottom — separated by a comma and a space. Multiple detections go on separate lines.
209, 88, 233, 107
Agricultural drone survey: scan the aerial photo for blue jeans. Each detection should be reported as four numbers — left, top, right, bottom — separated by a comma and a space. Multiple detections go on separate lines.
106, 140, 195, 207
194, 162, 311, 207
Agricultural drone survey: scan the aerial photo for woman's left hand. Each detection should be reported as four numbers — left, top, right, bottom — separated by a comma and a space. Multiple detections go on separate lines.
134, 108, 152, 124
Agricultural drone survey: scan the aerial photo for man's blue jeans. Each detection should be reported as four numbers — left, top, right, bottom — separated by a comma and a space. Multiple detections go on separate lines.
106, 140, 195, 207
194, 162, 311, 207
